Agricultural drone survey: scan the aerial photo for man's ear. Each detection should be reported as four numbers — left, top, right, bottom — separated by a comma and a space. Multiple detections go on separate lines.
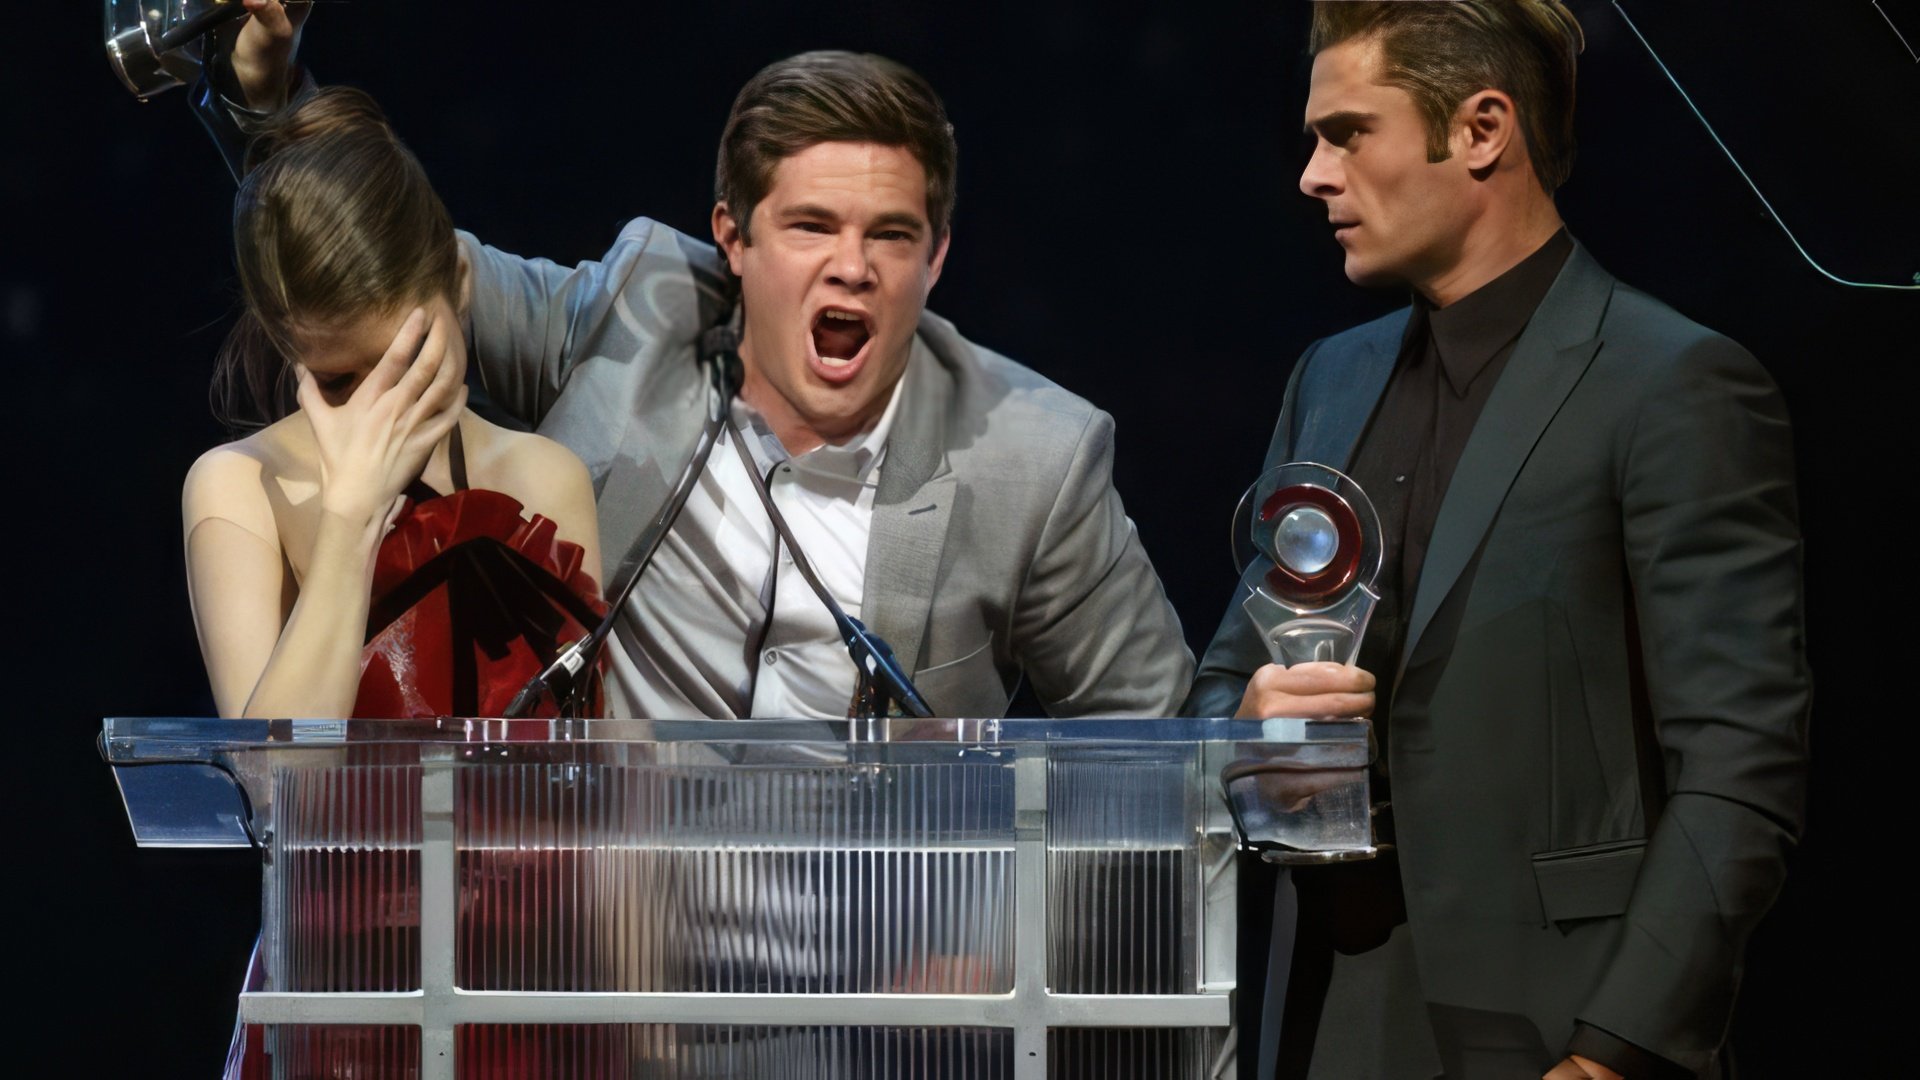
925, 230, 952, 295
1457, 88, 1519, 174
712, 202, 748, 275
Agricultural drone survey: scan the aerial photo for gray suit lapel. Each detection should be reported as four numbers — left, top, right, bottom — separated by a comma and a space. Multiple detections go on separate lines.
1400, 245, 1615, 672
591, 359, 710, 583
863, 339, 955, 673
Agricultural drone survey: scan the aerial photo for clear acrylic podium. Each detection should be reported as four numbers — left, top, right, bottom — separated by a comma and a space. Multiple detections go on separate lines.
103, 715, 1370, 1079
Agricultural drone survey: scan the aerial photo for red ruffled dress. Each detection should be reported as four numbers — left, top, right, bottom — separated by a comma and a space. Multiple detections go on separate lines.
359, 427, 607, 719
227, 428, 607, 1079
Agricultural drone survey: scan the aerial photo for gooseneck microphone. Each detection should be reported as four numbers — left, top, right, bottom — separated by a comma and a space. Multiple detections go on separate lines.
715, 362, 934, 720
505, 323, 934, 721
503, 327, 740, 718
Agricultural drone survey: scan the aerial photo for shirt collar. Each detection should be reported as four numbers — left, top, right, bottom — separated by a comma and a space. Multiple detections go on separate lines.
1422, 228, 1574, 396
732, 343, 914, 487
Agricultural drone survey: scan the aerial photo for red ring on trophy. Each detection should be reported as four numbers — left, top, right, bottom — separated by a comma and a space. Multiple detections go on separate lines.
1258, 484, 1362, 607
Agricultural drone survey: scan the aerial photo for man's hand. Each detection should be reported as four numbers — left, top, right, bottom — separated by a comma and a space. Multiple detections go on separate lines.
1544, 1054, 1625, 1080
229, 0, 310, 111
1234, 661, 1375, 720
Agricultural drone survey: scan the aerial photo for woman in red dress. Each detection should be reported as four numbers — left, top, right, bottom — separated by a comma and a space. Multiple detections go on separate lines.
188, 85, 613, 1080
182, 86, 604, 721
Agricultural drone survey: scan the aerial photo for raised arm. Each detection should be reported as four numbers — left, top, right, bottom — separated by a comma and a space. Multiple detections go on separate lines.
457, 218, 736, 430
227, 0, 307, 110
193, 11, 731, 432
191, 0, 312, 180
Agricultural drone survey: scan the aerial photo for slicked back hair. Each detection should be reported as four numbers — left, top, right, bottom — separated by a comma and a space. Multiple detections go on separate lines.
1310, 0, 1585, 193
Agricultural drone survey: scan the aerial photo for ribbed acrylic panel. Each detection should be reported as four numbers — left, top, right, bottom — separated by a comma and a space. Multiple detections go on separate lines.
1047, 749, 1198, 995
457, 761, 1016, 993
1047, 1028, 1221, 1079
248, 1025, 420, 1079
457, 1025, 1012, 1078
270, 764, 423, 992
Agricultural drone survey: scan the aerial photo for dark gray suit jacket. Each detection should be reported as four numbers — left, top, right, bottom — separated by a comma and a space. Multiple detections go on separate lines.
1187, 244, 1809, 1075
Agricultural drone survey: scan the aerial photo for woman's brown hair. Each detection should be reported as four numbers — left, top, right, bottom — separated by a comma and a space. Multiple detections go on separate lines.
214, 86, 459, 430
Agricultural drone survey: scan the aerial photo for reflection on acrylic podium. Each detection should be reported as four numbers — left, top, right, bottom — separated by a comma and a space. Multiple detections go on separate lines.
104, 715, 1371, 1079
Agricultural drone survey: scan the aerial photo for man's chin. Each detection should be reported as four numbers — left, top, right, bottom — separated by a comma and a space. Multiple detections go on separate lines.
770, 346, 908, 445
1343, 255, 1405, 291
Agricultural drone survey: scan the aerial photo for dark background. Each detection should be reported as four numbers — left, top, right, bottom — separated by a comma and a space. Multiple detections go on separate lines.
6, 1, 1913, 1074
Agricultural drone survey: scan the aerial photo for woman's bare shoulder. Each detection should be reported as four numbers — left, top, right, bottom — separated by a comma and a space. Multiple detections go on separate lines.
182, 417, 311, 536
462, 420, 596, 551
467, 419, 592, 492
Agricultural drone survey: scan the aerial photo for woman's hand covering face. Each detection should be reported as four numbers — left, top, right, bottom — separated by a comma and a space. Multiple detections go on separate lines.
295, 307, 467, 528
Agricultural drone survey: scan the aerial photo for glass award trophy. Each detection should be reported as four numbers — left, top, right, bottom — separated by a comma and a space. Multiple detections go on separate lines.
1223, 463, 1383, 864
1239, 463, 1382, 667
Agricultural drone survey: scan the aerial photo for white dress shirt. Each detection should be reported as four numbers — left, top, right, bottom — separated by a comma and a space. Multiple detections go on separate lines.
605, 362, 908, 719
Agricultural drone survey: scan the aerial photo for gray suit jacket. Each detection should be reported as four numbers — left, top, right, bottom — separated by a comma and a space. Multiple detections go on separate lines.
1187, 244, 1809, 1075
465, 217, 1192, 719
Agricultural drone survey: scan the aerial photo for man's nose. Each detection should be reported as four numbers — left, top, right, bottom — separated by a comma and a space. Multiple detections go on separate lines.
826, 233, 876, 290
1299, 143, 1341, 200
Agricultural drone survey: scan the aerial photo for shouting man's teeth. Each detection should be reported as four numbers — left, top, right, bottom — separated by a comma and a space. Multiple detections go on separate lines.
811, 309, 872, 367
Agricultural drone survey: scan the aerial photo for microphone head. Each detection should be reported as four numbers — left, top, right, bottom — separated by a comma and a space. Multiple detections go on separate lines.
701, 325, 744, 398
700, 324, 739, 357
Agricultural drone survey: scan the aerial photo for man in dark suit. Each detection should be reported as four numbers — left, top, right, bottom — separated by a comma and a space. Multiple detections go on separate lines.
1186, 4, 1810, 1078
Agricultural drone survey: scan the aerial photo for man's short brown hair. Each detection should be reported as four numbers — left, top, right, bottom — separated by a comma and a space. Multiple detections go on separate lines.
1310, 1, 1584, 193
717, 50, 958, 245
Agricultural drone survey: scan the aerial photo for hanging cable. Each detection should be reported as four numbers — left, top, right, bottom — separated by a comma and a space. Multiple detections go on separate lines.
1871, 1, 1920, 63
1614, 1, 1920, 290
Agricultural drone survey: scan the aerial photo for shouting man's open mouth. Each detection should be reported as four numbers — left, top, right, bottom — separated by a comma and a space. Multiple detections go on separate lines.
808, 306, 873, 384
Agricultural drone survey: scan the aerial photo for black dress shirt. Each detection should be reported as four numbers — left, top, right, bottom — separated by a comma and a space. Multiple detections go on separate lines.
1347, 227, 1574, 750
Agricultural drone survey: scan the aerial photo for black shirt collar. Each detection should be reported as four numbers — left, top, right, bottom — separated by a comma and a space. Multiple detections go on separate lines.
1417, 228, 1574, 396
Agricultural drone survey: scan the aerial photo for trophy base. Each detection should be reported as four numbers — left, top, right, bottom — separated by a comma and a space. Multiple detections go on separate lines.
1259, 845, 1379, 865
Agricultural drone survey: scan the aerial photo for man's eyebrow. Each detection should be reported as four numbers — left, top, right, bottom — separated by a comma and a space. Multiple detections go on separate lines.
869, 211, 927, 232
778, 203, 839, 221
1304, 109, 1377, 134
779, 204, 927, 232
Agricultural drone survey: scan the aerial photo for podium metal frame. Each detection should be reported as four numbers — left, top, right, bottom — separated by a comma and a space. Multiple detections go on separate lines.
105, 715, 1371, 1080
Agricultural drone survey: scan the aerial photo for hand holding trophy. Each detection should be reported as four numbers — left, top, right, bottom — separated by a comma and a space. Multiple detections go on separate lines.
1222, 462, 1382, 862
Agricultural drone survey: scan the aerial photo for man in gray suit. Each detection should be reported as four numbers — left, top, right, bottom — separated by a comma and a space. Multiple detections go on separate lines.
1186, 4, 1809, 1078
210, 5, 1190, 719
